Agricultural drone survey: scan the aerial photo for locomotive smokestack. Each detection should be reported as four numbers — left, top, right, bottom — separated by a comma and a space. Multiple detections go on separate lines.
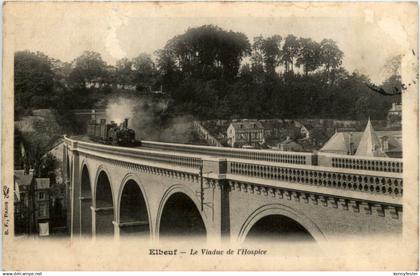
123, 118, 128, 129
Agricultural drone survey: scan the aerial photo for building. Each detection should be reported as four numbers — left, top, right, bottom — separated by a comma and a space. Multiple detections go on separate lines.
299, 124, 312, 139
278, 137, 303, 152
14, 170, 33, 235
34, 178, 50, 234
227, 120, 264, 148
320, 119, 402, 158
388, 103, 402, 118
387, 102, 402, 127
260, 120, 281, 138
14, 171, 52, 235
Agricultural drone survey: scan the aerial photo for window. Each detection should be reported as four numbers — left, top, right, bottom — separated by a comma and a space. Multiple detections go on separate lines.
38, 204, 48, 217
38, 192, 45, 200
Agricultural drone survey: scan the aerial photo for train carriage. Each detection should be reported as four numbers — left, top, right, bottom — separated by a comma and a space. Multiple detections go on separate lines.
87, 111, 139, 146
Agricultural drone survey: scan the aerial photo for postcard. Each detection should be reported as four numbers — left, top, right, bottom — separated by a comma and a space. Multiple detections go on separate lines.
2, 1, 418, 271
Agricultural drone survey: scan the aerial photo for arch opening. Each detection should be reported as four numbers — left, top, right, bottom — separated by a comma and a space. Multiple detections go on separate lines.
245, 215, 315, 243
80, 165, 92, 236
119, 180, 150, 238
159, 192, 206, 241
95, 171, 114, 236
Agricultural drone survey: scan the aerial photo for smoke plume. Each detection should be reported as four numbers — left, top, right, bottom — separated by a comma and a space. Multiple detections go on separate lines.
105, 95, 194, 143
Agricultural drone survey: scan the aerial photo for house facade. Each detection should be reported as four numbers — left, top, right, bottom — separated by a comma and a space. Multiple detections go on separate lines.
34, 178, 50, 233
387, 102, 402, 127
227, 120, 264, 148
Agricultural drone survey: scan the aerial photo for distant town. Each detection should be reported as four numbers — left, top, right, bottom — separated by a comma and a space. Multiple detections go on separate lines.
197, 106, 401, 157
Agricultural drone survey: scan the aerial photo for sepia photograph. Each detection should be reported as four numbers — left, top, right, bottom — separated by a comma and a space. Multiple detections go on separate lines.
2, 1, 419, 271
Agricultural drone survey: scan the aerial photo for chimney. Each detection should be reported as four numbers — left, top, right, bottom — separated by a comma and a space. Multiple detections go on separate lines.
122, 118, 128, 129
349, 132, 354, 155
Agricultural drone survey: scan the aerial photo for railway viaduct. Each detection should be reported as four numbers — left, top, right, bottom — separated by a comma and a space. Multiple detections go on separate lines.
63, 137, 403, 243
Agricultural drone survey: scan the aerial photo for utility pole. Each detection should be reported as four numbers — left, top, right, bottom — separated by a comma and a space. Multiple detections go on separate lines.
198, 165, 214, 213
199, 165, 204, 211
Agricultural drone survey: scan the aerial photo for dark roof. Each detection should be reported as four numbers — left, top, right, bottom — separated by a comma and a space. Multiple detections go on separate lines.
260, 120, 284, 128
14, 170, 33, 187
230, 121, 264, 130
35, 178, 50, 190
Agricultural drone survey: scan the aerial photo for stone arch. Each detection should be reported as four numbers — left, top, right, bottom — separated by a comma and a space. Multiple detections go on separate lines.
156, 184, 208, 241
94, 167, 115, 236
80, 158, 93, 192
117, 174, 151, 238
238, 204, 326, 243
93, 165, 114, 206
80, 164, 93, 236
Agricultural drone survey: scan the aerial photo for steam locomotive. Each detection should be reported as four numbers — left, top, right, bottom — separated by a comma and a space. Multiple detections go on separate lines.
87, 116, 139, 146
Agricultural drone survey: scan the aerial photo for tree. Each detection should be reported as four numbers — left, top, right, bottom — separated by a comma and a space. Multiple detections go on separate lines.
252, 35, 282, 75
69, 51, 107, 87
296, 38, 322, 76
50, 58, 72, 87
250, 38, 265, 84
281, 35, 300, 73
131, 53, 158, 92
157, 25, 251, 83
155, 49, 182, 93
38, 153, 57, 183
320, 39, 344, 83
320, 39, 343, 73
115, 58, 134, 88
381, 74, 403, 96
13, 28, 399, 126
14, 51, 55, 115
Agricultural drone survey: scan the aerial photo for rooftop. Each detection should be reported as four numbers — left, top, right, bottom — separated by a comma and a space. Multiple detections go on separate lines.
230, 121, 264, 131
320, 121, 401, 157
14, 170, 33, 187
35, 178, 50, 190
355, 119, 386, 157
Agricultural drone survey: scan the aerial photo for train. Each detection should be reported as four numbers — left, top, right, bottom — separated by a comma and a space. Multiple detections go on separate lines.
87, 116, 139, 146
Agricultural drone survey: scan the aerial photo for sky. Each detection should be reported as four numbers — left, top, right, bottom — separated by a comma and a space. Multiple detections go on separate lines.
5, 2, 417, 84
